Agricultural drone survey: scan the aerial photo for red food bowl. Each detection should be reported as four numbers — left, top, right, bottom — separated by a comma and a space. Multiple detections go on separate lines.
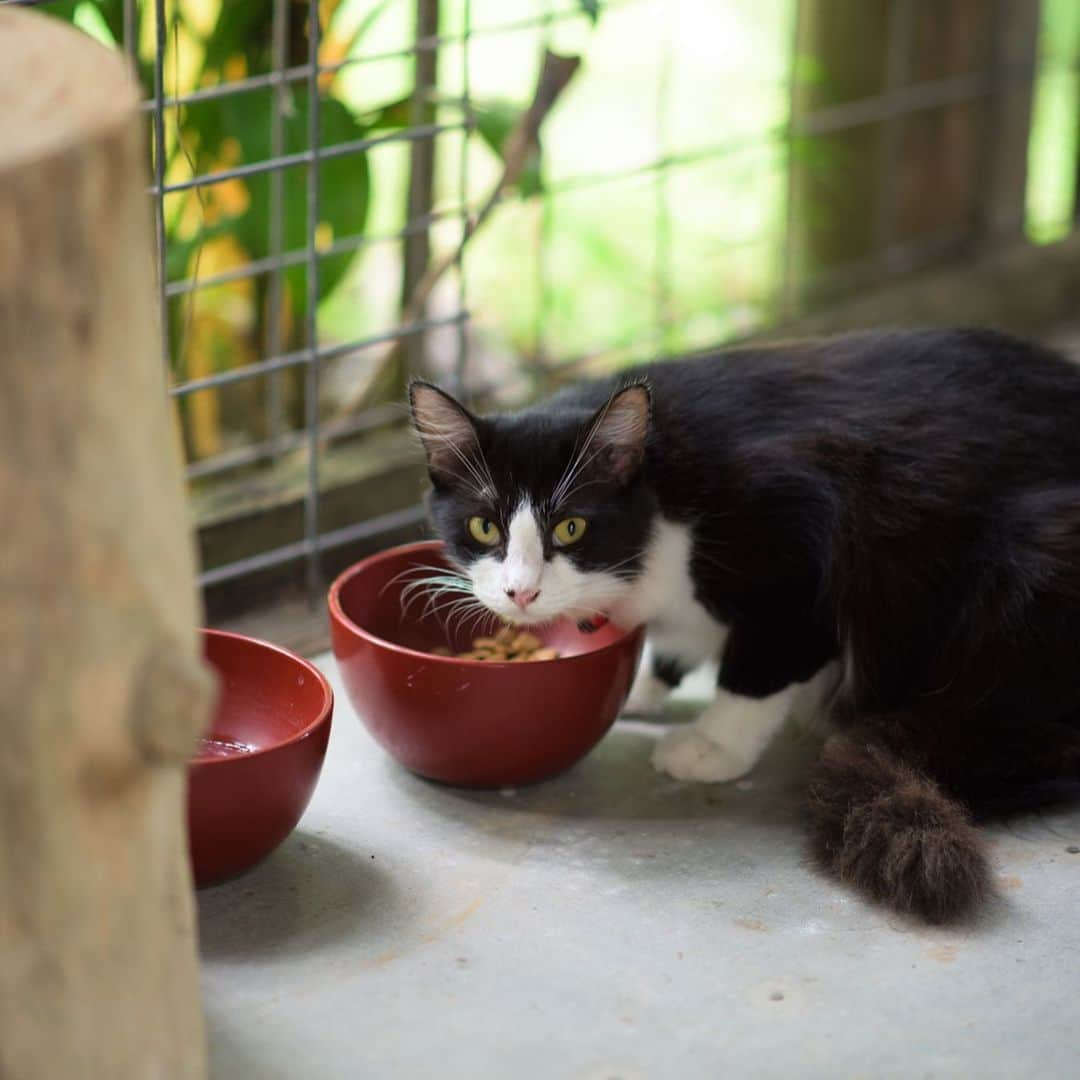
187, 629, 333, 887
327, 540, 644, 787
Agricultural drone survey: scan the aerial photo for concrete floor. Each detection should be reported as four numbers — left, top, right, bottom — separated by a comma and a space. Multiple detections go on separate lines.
200, 656, 1080, 1079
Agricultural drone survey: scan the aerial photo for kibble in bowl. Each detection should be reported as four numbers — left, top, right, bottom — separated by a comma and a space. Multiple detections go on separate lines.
431, 627, 560, 663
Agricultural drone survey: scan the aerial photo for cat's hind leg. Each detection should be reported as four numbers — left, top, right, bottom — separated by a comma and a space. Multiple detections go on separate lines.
807, 721, 991, 923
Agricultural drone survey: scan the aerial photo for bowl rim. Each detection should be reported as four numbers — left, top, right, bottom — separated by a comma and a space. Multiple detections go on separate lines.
327, 539, 644, 669
194, 628, 334, 769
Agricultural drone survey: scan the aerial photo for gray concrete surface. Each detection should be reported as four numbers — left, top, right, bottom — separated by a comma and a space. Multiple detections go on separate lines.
201, 657, 1080, 1079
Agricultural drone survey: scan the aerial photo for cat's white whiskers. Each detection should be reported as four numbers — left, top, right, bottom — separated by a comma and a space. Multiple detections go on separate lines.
393, 565, 476, 622
602, 552, 644, 579
440, 599, 477, 637
446, 597, 495, 641
430, 593, 483, 636
386, 562, 471, 596
420, 594, 474, 623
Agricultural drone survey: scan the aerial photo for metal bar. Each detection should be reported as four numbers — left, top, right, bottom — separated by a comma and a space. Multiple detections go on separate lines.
876, 0, 913, 271
654, 0, 674, 354
980, 0, 1041, 243
304, 0, 324, 601
152, 122, 463, 196
198, 504, 428, 589
185, 403, 405, 481
552, 129, 791, 194
796, 227, 971, 304
169, 312, 468, 398
175, 348, 310, 397
534, 0, 554, 391
794, 71, 990, 137
153, 0, 170, 372
400, 0, 442, 382
122, 0, 136, 64
780, 0, 804, 318
265, 0, 289, 461
164, 207, 465, 297
134, 1, 636, 114
454, 0, 472, 399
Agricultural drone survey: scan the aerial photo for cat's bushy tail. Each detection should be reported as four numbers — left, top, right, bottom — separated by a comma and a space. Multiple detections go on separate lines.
807, 726, 991, 923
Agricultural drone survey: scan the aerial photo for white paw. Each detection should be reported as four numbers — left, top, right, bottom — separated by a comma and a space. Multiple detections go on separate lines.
651, 726, 751, 783
624, 669, 670, 716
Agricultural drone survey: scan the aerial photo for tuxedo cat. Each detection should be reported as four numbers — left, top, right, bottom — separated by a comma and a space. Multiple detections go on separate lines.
409, 328, 1080, 923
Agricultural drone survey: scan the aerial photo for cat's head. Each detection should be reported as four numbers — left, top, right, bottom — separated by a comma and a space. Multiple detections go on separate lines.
409, 380, 656, 625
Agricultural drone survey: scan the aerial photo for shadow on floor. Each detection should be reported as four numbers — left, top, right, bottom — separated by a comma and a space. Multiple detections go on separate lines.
378, 722, 826, 894
390, 722, 822, 826
197, 831, 403, 962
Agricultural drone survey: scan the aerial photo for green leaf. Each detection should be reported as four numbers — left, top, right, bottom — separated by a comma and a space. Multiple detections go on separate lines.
167, 86, 370, 327
577, 0, 601, 25
360, 95, 436, 130
40, 2, 83, 24
72, 1, 118, 48
201, 4, 276, 81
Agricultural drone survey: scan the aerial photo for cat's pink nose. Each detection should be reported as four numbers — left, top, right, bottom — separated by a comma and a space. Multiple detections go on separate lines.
506, 587, 540, 610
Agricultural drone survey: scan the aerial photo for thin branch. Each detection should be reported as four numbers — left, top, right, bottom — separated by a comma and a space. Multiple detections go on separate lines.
330, 48, 582, 425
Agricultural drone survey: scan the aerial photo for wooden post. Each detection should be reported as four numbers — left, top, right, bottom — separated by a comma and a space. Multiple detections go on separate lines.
0, 11, 215, 1079
978, 0, 1040, 246
787, 0, 1037, 308
787, 0, 891, 310
400, 0, 441, 382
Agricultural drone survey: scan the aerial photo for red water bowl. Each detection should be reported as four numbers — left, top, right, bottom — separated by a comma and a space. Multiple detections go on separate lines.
328, 540, 644, 788
187, 629, 333, 887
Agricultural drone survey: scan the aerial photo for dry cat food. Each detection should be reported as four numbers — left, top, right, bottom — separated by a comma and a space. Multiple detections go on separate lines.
431, 626, 559, 662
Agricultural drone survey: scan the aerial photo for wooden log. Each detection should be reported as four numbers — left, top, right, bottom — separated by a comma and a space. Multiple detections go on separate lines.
0, 11, 215, 1079
977, 0, 1040, 246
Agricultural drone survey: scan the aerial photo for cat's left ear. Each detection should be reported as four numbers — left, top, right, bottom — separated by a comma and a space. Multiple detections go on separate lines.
582, 381, 651, 485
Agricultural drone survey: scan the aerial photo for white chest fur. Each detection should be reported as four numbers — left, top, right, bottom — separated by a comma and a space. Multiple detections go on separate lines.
613, 518, 727, 669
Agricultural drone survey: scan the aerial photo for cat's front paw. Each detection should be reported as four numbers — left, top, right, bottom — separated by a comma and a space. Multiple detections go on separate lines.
651, 726, 751, 783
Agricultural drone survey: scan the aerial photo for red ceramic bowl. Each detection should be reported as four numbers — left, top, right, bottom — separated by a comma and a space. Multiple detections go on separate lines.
187, 629, 333, 887
328, 540, 644, 787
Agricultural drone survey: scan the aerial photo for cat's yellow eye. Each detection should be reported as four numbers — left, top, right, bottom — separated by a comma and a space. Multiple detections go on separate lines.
553, 517, 587, 546
467, 516, 501, 546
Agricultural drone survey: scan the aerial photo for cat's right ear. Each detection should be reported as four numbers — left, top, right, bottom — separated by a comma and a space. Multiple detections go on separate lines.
581, 381, 651, 486
409, 380, 482, 488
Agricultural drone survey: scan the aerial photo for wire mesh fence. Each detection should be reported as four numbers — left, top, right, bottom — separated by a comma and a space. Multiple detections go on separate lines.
4, 0, 1069, 624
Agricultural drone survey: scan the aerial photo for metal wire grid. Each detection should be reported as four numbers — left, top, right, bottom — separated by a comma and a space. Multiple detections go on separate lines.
4, 0, 1045, 608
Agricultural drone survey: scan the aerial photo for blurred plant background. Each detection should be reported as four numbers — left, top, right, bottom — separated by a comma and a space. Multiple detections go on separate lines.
50, 0, 800, 464
31, 0, 1080, 635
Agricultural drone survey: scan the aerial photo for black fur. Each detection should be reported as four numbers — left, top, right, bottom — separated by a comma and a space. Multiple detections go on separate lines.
411, 328, 1080, 923
652, 653, 688, 688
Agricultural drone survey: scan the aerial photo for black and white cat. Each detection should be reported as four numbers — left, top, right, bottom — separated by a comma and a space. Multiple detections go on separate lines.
409, 328, 1080, 923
